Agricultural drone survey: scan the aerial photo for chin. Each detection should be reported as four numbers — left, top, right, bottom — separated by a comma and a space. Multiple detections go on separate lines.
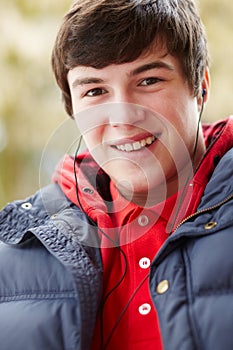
114, 173, 167, 202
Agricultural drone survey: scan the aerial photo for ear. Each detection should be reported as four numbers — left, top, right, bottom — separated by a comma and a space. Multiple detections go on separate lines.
197, 68, 211, 110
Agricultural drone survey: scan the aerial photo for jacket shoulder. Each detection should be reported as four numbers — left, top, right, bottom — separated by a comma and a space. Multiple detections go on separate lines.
150, 148, 233, 350
0, 183, 102, 350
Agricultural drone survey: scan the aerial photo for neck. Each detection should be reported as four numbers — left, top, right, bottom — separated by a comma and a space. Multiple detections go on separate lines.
116, 141, 206, 208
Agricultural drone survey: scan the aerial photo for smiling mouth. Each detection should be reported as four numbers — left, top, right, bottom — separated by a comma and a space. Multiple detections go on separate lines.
115, 135, 156, 152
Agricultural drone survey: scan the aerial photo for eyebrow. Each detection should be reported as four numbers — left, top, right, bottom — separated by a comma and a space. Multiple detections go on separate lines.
72, 77, 104, 88
71, 60, 174, 89
130, 61, 174, 76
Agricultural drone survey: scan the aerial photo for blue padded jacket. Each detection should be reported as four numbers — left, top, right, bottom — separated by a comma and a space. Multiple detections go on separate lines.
0, 184, 102, 350
0, 147, 232, 350
150, 148, 233, 350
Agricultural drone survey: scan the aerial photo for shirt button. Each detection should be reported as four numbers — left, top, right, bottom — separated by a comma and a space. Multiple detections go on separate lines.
138, 215, 149, 227
139, 257, 151, 269
138, 303, 151, 315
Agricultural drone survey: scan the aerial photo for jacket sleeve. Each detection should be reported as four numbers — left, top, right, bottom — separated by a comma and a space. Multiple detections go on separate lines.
150, 195, 233, 350
0, 184, 102, 350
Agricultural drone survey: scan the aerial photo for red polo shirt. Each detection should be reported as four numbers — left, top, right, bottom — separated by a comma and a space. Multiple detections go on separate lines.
91, 183, 178, 350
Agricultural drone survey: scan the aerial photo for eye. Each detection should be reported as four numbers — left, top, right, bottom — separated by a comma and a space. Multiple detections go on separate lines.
85, 88, 107, 97
139, 77, 162, 86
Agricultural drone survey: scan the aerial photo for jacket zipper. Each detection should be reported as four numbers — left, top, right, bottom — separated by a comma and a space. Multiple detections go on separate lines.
174, 193, 233, 232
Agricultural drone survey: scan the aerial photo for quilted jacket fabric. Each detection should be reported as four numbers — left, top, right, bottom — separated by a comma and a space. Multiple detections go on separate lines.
0, 184, 102, 350
150, 148, 233, 350
0, 137, 232, 349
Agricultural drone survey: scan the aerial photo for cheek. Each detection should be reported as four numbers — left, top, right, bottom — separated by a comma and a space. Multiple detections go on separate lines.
74, 104, 111, 135
82, 127, 107, 164
165, 98, 198, 136
83, 130, 100, 149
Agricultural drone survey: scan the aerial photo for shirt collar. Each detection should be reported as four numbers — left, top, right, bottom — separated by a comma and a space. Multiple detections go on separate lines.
110, 180, 178, 228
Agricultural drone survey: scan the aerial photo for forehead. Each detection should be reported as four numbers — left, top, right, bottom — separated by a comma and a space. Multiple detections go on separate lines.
67, 44, 182, 85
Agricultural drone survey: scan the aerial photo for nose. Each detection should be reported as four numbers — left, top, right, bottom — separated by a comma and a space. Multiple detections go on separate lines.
108, 102, 146, 127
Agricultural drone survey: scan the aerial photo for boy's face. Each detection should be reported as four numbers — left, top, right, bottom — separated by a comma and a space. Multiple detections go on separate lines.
68, 45, 206, 205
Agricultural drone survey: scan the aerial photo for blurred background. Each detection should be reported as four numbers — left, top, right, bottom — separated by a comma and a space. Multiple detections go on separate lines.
0, 0, 233, 208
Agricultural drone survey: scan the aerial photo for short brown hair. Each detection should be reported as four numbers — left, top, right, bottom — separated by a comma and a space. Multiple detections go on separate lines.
52, 0, 209, 117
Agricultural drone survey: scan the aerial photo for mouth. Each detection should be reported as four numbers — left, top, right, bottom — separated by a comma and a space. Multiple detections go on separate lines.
114, 135, 157, 152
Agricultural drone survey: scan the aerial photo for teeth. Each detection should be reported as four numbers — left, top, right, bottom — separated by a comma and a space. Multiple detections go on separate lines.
116, 135, 156, 152
146, 137, 153, 145
133, 141, 141, 150
125, 143, 133, 152
140, 139, 146, 147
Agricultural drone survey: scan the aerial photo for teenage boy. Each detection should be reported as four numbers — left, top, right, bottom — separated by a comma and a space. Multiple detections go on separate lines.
0, 1, 232, 350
